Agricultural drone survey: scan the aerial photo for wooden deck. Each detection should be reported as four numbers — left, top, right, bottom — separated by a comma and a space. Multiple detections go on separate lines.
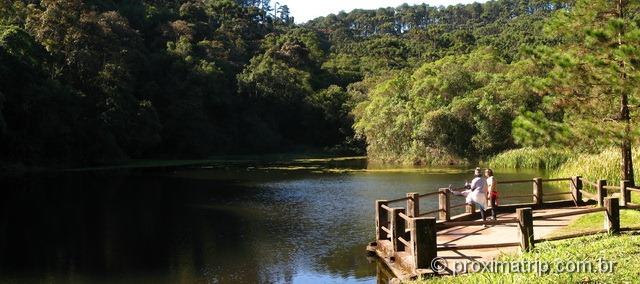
368, 176, 633, 281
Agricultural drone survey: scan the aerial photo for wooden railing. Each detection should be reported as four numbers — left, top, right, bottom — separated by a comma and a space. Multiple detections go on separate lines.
371, 175, 637, 274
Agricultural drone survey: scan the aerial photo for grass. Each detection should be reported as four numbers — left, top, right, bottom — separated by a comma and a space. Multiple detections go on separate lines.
411, 233, 640, 283
547, 209, 640, 238
487, 147, 571, 170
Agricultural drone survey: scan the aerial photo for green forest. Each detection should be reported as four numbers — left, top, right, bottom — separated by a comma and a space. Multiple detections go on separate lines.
1, 0, 639, 168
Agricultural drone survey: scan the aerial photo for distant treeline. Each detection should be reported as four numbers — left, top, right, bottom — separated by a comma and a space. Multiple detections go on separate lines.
0, 0, 571, 167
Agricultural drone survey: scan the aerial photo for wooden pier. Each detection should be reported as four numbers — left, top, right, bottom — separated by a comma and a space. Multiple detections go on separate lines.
367, 176, 639, 281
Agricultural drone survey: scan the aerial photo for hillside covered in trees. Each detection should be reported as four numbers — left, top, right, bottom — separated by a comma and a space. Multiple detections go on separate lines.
1, 0, 637, 167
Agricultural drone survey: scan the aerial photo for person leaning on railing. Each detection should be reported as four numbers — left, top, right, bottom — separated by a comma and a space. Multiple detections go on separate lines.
485, 168, 498, 220
449, 167, 489, 226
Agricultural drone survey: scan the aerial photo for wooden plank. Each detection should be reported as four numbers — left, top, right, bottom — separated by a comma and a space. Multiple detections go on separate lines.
533, 207, 604, 220
386, 196, 411, 204
438, 242, 520, 251
418, 209, 442, 217
501, 195, 534, 199
545, 191, 572, 196
497, 179, 533, 184
419, 191, 441, 198
437, 218, 518, 228
398, 236, 412, 249
542, 178, 572, 182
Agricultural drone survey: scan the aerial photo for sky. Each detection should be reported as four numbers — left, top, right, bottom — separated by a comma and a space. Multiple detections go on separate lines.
278, 0, 489, 23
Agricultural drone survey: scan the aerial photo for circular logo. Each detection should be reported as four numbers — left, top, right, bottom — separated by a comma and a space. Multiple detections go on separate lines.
431, 257, 448, 273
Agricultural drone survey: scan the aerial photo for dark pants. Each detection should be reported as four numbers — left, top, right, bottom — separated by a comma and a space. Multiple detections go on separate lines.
489, 197, 498, 219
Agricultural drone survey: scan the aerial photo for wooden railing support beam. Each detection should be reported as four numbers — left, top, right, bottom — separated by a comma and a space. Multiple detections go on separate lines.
376, 200, 389, 241
517, 208, 534, 252
571, 176, 583, 206
412, 217, 437, 270
438, 188, 450, 221
604, 197, 620, 235
597, 179, 607, 207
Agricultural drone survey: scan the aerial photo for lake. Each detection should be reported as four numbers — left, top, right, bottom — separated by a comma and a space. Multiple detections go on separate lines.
0, 158, 555, 283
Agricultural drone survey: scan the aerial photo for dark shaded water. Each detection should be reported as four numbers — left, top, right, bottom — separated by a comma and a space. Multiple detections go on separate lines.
0, 161, 551, 283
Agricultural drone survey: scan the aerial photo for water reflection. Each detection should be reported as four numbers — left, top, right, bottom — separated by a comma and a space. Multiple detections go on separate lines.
0, 164, 550, 283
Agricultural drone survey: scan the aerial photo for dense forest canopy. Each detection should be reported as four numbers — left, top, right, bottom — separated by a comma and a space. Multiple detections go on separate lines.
1, 0, 637, 167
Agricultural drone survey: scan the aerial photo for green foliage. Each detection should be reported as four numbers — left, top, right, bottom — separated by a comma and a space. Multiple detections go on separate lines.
487, 147, 571, 170
0, 0, 574, 167
514, 0, 640, 152
353, 49, 537, 165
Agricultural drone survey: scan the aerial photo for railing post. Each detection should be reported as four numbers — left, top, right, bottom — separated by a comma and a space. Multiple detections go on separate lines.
390, 208, 406, 252
411, 217, 437, 270
571, 176, 583, 206
465, 202, 475, 215
406, 192, 420, 217
604, 197, 620, 234
376, 200, 389, 241
620, 180, 631, 207
597, 179, 607, 207
533, 178, 543, 207
438, 188, 450, 221
517, 208, 534, 252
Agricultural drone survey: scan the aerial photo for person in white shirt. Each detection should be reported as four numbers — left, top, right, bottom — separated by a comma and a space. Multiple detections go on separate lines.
485, 168, 498, 220
450, 167, 488, 223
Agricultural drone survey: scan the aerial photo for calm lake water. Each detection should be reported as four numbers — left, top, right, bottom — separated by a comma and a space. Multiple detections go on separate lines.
0, 158, 556, 283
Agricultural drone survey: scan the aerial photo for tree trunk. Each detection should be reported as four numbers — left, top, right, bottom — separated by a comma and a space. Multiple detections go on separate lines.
619, 0, 634, 186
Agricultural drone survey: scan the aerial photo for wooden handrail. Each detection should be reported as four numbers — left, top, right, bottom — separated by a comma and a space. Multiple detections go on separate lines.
545, 191, 572, 196
501, 194, 534, 199
627, 187, 640, 192
497, 179, 533, 184
533, 207, 604, 220
418, 209, 442, 217
381, 204, 393, 212
450, 203, 467, 209
419, 191, 441, 198
381, 226, 391, 234
438, 242, 520, 251
542, 178, 572, 182
386, 196, 411, 204
582, 179, 598, 187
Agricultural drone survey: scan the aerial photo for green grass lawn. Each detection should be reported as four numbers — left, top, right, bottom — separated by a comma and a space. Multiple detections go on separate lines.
412, 233, 640, 283
547, 209, 640, 238
412, 209, 640, 283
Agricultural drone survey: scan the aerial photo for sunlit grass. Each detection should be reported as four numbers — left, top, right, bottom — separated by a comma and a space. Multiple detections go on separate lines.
487, 147, 571, 170
547, 209, 640, 238
553, 147, 640, 186
411, 233, 640, 283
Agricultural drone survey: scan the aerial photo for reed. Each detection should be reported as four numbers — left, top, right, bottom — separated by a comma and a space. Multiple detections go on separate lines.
553, 147, 640, 186
487, 147, 571, 170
